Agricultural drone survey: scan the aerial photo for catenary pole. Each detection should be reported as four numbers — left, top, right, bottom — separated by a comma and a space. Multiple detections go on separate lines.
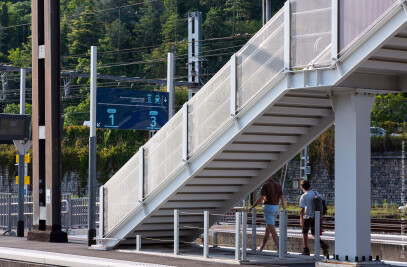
88, 46, 97, 247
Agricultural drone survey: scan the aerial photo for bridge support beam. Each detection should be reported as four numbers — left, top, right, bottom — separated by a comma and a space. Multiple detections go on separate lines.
334, 92, 375, 261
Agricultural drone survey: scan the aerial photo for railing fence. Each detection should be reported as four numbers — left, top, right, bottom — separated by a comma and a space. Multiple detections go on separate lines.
0, 193, 99, 233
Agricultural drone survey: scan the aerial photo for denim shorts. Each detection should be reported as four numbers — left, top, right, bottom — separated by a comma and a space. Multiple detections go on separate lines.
263, 204, 279, 226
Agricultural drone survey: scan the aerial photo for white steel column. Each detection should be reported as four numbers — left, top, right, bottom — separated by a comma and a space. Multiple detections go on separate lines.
284, 1, 291, 70
331, 0, 339, 60
167, 53, 175, 120
174, 209, 179, 255
335, 93, 375, 261
138, 147, 144, 202
230, 54, 237, 116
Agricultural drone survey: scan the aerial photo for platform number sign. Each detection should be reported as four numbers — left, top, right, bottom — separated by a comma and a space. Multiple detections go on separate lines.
96, 88, 169, 131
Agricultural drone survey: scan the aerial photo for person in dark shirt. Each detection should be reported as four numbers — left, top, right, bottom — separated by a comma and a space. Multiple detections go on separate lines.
251, 176, 286, 251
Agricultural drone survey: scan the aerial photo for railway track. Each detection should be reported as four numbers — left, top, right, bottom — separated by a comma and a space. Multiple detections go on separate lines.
224, 212, 407, 234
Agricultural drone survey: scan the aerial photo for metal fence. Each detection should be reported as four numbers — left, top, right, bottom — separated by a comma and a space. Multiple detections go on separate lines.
0, 193, 99, 233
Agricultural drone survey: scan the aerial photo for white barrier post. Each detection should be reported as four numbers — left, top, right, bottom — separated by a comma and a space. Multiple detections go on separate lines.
174, 209, 179, 255
315, 211, 321, 258
235, 212, 241, 260
136, 235, 141, 251
242, 211, 247, 261
251, 208, 257, 251
279, 211, 287, 259
204, 211, 209, 258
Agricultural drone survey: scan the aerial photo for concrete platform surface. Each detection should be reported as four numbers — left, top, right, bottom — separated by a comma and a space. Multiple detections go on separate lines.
0, 236, 316, 267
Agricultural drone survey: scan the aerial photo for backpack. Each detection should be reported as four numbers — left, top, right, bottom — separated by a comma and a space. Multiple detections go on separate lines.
313, 192, 327, 216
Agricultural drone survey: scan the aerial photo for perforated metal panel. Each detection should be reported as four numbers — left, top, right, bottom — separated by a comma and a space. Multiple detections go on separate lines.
104, 151, 139, 234
339, 0, 398, 52
291, 0, 332, 68
188, 62, 231, 155
237, 9, 285, 108
144, 111, 183, 195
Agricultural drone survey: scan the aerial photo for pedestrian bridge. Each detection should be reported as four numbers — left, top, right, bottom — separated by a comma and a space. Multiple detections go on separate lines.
97, 0, 407, 261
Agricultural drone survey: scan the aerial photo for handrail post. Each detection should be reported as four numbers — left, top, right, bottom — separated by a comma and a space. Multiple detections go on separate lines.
230, 54, 237, 115
98, 186, 104, 239
242, 211, 247, 261
315, 211, 321, 258
204, 210, 209, 258
284, 1, 291, 70
182, 103, 188, 162
139, 147, 144, 202
174, 209, 179, 255
235, 212, 241, 260
251, 208, 257, 251
332, 0, 339, 61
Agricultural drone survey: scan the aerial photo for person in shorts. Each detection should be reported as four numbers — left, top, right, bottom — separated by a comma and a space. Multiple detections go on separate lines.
299, 180, 329, 256
251, 176, 286, 251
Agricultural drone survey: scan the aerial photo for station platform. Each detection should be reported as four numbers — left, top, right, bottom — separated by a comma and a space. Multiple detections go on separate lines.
0, 235, 315, 267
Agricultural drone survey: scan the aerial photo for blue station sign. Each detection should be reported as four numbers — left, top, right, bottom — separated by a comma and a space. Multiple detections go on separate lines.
96, 87, 169, 130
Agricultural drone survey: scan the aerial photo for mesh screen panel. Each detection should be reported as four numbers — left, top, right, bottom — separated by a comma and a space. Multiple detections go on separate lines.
291, 0, 332, 68
144, 111, 183, 195
104, 151, 139, 234
189, 62, 231, 155
339, 0, 398, 52
237, 10, 285, 108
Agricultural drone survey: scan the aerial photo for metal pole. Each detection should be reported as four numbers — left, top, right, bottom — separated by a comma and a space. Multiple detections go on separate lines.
167, 53, 175, 120
88, 46, 97, 247
242, 211, 247, 261
98, 186, 104, 239
315, 211, 321, 258
174, 209, 179, 255
235, 212, 241, 261
251, 208, 257, 251
17, 154, 24, 237
279, 211, 286, 259
17, 69, 27, 237
20, 69, 26, 114
136, 235, 141, 251
204, 210, 209, 258
7, 194, 12, 234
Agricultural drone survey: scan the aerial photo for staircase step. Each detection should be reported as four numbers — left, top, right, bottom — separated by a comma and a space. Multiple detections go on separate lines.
228, 143, 290, 152
198, 169, 259, 177
246, 125, 309, 135
217, 152, 280, 161
189, 177, 251, 185
162, 201, 225, 209
255, 116, 320, 126
171, 193, 234, 201
267, 106, 332, 117
207, 161, 270, 169
179, 185, 242, 193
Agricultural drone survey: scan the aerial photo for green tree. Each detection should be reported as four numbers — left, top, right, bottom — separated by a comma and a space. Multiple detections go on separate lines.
203, 7, 225, 38
64, 96, 90, 126
4, 103, 32, 115
371, 94, 407, 125
68, 2, 100, 57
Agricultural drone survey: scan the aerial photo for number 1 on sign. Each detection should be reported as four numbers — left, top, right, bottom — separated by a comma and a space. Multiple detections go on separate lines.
109, 114, 114, 126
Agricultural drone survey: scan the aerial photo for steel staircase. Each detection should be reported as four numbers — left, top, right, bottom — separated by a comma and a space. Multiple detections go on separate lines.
97, 0, 407, 249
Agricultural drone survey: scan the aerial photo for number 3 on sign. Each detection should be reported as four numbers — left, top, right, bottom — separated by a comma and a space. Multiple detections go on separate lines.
150, 111, 158, 128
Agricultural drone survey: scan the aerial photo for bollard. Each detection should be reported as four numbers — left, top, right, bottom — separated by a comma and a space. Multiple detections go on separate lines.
251, 208, 256, 251
242, 211, 247, 261
235, 212, 241, 260
213, 232, 218, 248
136, 235, 141, 251
7, 194, 11, 234
314, 211, 320, 258
174, 209, 179, 255
279, 211, 286, 259
204, 211, 209, 258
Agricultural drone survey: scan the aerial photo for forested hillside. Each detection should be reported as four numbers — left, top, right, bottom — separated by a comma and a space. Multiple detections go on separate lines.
0, 0, 285, 122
